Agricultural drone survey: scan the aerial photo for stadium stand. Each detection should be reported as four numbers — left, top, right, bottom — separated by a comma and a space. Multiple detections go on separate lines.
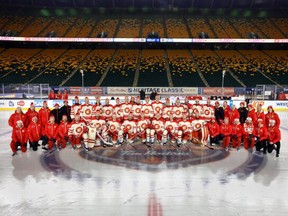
167, 50, 205, 87
101, 49, 139, 86
117, 18, 140, 38
90, 18, 119, 38
216, 50, 275, 86
229, 18, 265, 38
142, 18, 165, 38
186, 18, 216, 38
166, 18, 190, 38
208, 18, 241, 38
1, 16, 33, 36
138, 50, 169, 87
32, 49, 90, 86
240, 50, 288, 85
191, 50, 241, 87
251, 18, 286, 39
38, 17, 76, 37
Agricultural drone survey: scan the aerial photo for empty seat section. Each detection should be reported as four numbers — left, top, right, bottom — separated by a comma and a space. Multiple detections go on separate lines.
101, 50, 138, 86
142, 18, 165, 38
209, 18, 240, 38
20, 17, 51, 37
117, 18, 140, 38
166, 18, 189, 38
38, 17, 76, 37
138, 50, 168, 87
33, 49, 90, 86
167, 50, 204, 87
3, 16, 34, 35
252, 18, 286, 38
192, 50, 240, 87
91, 18, 118, 38
216, 50, 274, 86
186, 18, 216, 38
230, 18, 265, 38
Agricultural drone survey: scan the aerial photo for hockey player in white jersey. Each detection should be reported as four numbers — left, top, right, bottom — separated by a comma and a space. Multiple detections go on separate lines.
119, 113, 137, 144
177, 113, 193, 145
105, 113, 122, 145
164, 114, 179, 144
149, 112, 167, 145
79, 97, 94, 123
102, 98, 113, 120
137, 112, 151, 144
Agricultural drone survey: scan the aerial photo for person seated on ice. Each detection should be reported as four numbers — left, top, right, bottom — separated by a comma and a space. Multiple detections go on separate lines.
10, 120, 28, 156
27, 116, 42, 151
242, 117, 256, 151
267, 119, 281, 157
137, 112, 151, 144
8, 106, 27, 128
119, 113, 137, 145
149, 112, 167, 145
220, 117, 232, 151
177, 112, 192, 147
57, 115, 70, 150
105, 113, 122, 146
255, 119, 268, 154
231, 118, 242, 150
68, 113, 87, 149
164, 113, 178, 145
43, 115, 59, 151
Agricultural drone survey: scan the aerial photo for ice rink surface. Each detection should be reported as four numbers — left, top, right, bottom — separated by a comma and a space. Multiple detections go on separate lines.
1, 110, 288, 216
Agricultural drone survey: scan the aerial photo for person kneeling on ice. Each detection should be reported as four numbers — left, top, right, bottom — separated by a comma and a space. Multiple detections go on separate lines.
10, 120, 28, 156
255, 119, 268, 154
43, 115, 59, 151
68, 113, 87, 149
27, 116, 42, 151
57, 115, 70, 150
267, 119, 281, 157
207, 117, 220, 146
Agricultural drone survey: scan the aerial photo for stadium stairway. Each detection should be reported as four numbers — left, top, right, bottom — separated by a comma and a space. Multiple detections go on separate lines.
132, 50, 142, 87
97, 50, 118, 86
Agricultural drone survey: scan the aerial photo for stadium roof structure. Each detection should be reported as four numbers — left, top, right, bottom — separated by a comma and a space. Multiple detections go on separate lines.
0, 0, 287, 9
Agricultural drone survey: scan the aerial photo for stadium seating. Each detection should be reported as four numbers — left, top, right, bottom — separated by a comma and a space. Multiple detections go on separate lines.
38, 17, 76, 37
101, 49, 139, 86
186, 18, 216, 38
90, 18, 119, 38
208, 18, 240, 38
251, 18, 286, 39
1, 16, 33, 36
191, 50, 241, 87
271, 18, 288, 37
166, 18, 189, 38
216, 50, 274, 86
32, 49, 90, 86
138, 50, 169, 87
117, 18, 140, 38
142, 18, 165, 38
20, 17, 50, 37
229, 18, 265, 38
167, 50, 205, 87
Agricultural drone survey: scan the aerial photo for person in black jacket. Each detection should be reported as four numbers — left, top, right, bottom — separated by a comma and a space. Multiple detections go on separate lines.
60, 100, 72, 122
238, 101, 248, 125
214, 101, 224, 124
50, 103, 62, 124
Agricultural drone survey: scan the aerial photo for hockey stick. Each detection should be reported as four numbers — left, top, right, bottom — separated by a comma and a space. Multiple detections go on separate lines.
191, 137, 214, 150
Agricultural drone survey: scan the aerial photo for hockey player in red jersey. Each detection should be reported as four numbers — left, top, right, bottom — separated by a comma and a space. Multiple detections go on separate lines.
69, 113, 86, 149
102, 98, 113, 120
25, 102, 38, 126
10, 120, 28, 156
106, 113, 122, 146
151, 94, 163, 115
207, 117, 220, 146
223, 101, 231, 119
164, 114, 178, 144
231, 118, 242, 150
149, 112, 167, 145
121, 96, 133, 120
265, 106, 280, 128
137, 112, 151, 144
119, 113, 137, 145
43, 115, 59, 151
38, 101, 50, 126
79, 97, 93, 123
9, 107, 27, 128
131, 96, 142, 120
141, 96, 153, 119
172, 97, 185, 121
27, 116, 42, 151
255, 119, 268, 154
220, 117, 232, 151
71, 96, 81, 120
162, 98, 173, 120
242, 117, 256, 150
57, 115, 70, 149
113, 97, 123, 121
267, 119, 281, 157
191, 111, 208, 145
177, 113, 193, 146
